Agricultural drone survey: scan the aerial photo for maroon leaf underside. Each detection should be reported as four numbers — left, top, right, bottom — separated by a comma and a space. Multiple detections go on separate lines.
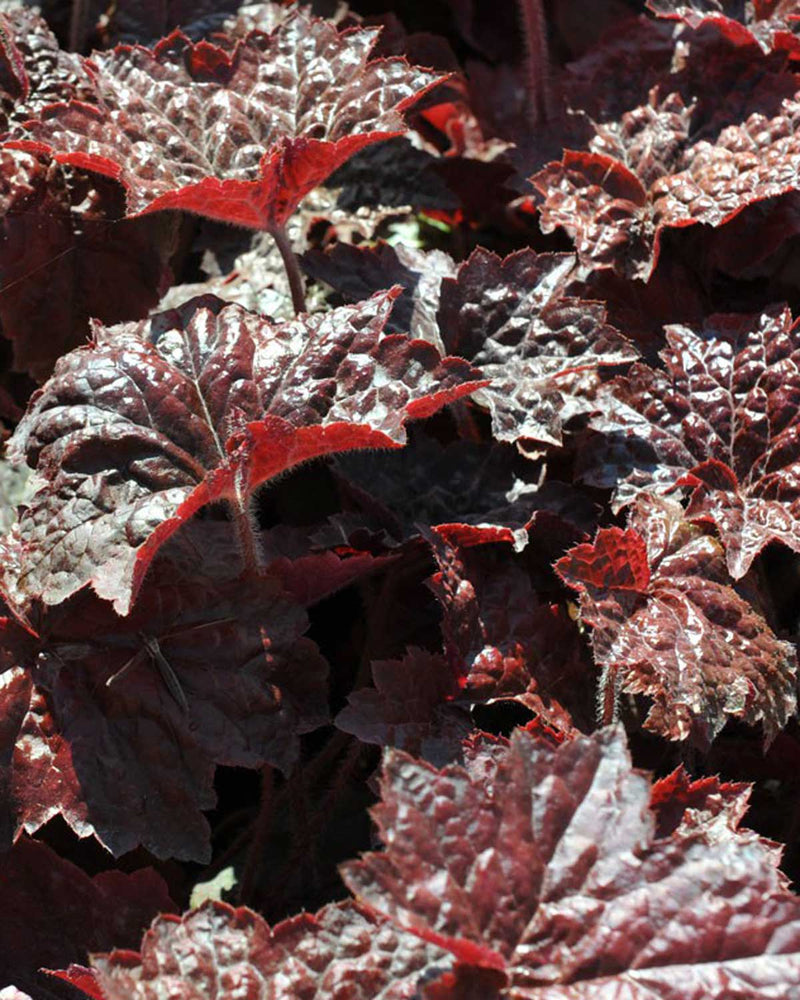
0, 149, 179, 380
555, 495, 798, 744
0, 545, 328, 860
7, 14, 443, 230
341, 725, 800, 998
646, 0, 800, 55
0, 837, 173, 993
531, 64, 800, 279
9, 290, 484, 616
582, 305, 800, 578
85, 899, 451, 1000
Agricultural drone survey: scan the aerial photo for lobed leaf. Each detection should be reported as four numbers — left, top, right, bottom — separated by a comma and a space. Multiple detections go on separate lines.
556, 495, 798, 744
9, 291, 483, 614
86, 899, 449, 1000
342, 725, 800, 998
582, 305, 800, 577
306, 243, 636, 445
7, 12, 444, 230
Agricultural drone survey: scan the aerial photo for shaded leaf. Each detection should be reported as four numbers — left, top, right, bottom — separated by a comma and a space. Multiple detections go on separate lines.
342, 725, 800, 998
0, 540, 328, 859
0, 149, 179, 380
427, 532, 589, 732
9, 291, 483, 614
336, 646, 471, 765
0, 837, 173, 993
555, 494, 798, 744
326, 436, 596, 554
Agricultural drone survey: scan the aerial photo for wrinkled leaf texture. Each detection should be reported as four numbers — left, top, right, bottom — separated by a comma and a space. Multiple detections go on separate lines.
341, 724, 800, 998
531, 51, 800, 278
51, 725, 800, 998
70, 899, 448, 1000
556, 495, 798, 745
7, 11, 444, 230
306, 242, 636, 444
9, 291, 483, 614
0, 527, 330, 859
582, 305, 800, 579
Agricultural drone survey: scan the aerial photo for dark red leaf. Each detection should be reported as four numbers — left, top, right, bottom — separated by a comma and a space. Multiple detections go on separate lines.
582, 305, 800, 578
0, 531, 328, 859
532, 54, 800, 278
649, 766, 751, 837
9, 13, 443, 230
88, 899, 450, 1000
556, 494, 798, 744
342, 725, 800, 996
8, 291, 483, 614
306, 243, 636, 445
647, 0, 800, 54
427, 532, 589, 733
0, 837, 173, 992
45, 967, 103, 1000
336, 646, 471, 764
326, 436, 596, 554
0, 149, 179, 380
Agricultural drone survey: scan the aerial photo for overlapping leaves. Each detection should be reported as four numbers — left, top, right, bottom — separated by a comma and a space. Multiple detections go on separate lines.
531, 50, 800, 278
556, 495, 798, 744
7, 11, 443, 230
0, 527, 329, 860
50, 726, 800, 998
582, 305, 800, 578
8, 291, 482, 614
306, 243, 636, 444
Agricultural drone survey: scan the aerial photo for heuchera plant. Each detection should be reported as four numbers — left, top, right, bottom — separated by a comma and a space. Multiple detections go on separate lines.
3, 0, 800, 997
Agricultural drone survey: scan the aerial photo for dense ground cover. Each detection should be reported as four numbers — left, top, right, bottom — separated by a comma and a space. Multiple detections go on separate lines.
3, 0, 800, 996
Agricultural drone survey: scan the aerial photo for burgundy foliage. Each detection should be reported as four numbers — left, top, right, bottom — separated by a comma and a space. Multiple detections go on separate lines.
556, 495, 798, 745
8, 291, 482, 614
4, 1, 800, 997
581, 306, 800, 578
7, 11, 442, 231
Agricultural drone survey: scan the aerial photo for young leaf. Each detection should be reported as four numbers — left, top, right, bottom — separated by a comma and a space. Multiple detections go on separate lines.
341, 725, 800, 998
8, 291, 483, 614
8, 12, 443, 231
555, 494, 798, 744
581, 305, 800, 578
